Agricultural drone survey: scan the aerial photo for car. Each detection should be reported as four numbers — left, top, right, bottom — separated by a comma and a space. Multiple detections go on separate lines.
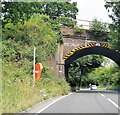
90, 85, 97, 90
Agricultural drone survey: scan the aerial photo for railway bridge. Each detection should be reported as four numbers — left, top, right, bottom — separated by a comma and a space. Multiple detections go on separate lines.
47, 25, 120, 79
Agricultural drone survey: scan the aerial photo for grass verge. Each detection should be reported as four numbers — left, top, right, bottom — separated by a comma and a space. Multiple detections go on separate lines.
2, 62, 70, 114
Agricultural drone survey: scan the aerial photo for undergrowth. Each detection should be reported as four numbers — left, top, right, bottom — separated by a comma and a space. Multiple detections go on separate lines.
2, 61, 70, 114
1, 14, 70, 114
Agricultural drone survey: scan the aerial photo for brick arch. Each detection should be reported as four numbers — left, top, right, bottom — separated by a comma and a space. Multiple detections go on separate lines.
64, 46, 120, 81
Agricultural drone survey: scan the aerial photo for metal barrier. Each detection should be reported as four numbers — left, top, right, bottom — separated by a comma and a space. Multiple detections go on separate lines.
75, 19, 109, 30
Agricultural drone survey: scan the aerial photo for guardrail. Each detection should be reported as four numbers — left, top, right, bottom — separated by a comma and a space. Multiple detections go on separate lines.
75, 19, 109, 30
76, 19, 92, 29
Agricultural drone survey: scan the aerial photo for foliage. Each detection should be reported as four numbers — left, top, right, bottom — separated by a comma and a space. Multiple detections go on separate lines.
68, 55, 104, 90
2, 2, 34, 25
75, 25, 83, 36
2, 14, 70, 113
1, 1, 79, 113
2, 1, 78, 42
108, 24, 120, 50
2, 14, 58, 62
2, 2, 78, 25
105, 1, 120, 50
89, 19, 109, 41
54, 16, 76, 28
2, 61, 70, 113
105, 1, 120, 25
41, 2, 78, 19
87, 65, 120, 90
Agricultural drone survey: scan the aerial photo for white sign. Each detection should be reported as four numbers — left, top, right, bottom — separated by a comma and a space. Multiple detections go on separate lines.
95, 43, 100, 46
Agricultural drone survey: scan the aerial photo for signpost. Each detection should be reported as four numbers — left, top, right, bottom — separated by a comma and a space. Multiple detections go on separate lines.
33, 47, 43, 84
33, 47, 36, 84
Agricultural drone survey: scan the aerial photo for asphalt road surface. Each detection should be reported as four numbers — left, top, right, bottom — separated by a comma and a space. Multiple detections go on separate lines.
38, 90, 119, 113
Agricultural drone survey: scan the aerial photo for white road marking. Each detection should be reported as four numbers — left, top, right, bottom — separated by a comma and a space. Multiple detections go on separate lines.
107, 98, 120, 110
98, 92, 105, 97
37, 93, 73, 113
99, 91, 120, 109
100, 93, 106, 97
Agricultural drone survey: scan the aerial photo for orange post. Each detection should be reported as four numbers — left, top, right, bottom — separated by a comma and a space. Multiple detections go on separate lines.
35, 63, 43, 81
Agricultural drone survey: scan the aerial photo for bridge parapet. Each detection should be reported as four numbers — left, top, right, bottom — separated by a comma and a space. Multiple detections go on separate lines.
60, 27, 88, 38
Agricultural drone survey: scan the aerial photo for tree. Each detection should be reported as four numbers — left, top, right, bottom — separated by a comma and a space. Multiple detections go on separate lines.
89, 19, 109, 42
2, 2, 35, 25
2, 2, 78, 26
105, 1, 120, 50
105, 1, 120, 92
68, 55, 104, 90
43, 2, 78, 19
87, 64, 120, 90
2, 14, 58, 62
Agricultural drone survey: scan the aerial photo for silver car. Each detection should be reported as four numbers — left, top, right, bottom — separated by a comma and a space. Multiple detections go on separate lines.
90, 85, 97, 90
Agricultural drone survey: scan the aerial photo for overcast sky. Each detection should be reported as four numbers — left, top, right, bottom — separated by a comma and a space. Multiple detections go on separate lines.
71, 0, 112, 23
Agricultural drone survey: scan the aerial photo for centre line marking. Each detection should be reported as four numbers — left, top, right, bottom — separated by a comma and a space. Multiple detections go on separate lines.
101, 94, 106, 97
98, 92, 105, 98
107, 98, 120, 110
99, 92, 119, 109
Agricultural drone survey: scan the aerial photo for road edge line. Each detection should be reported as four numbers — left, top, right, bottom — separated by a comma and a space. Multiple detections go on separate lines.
37, 93, 73, 113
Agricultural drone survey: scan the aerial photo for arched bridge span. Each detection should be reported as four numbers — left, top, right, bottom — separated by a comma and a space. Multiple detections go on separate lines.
64, 44, 120, 81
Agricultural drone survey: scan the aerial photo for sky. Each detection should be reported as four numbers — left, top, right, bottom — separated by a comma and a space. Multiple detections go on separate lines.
71, 0, 112, 27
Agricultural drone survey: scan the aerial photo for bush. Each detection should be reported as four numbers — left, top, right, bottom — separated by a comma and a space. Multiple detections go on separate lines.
2, 14, 70, 114
75, 25, 83, 36
87, 65, 120, 90
89, 19, 109, 41
55, 16, 76, 28
2, 61, 70, 113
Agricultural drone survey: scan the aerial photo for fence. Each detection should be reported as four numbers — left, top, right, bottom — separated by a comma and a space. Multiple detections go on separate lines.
75, 19, 109, 30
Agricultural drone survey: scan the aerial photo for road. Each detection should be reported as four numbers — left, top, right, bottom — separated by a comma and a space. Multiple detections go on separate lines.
38, 90, 119, 113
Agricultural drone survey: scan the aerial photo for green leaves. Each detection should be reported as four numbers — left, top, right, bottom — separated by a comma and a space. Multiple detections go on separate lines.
68, 55, 104, 88
54, 16, 76, 28
89, 19, 109, 41
2, 2, 78, 26
88, 65, 120, 90
2, 14, 58, 62
105, 1, 120, 50
2, 13, 71, 113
